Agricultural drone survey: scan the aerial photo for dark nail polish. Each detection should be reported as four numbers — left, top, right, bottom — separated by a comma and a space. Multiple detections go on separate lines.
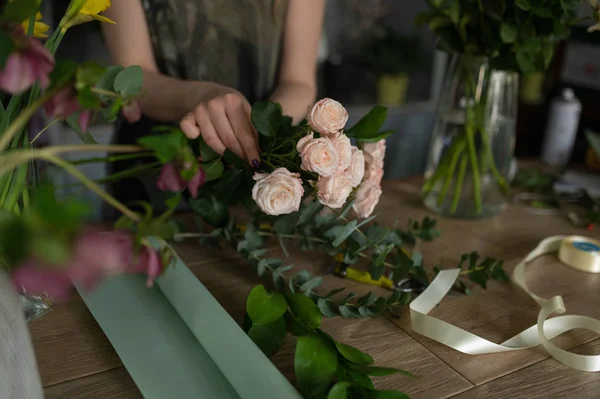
252, 159, 260, 169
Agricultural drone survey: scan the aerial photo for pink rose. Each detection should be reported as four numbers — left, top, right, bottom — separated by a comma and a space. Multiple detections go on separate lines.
130, 245, 163, 288
11, 262, 74, 304
252, 168, 304, 215
307, 98, 348, 135
353, 181, 382, 219
365, 166, 384, 186
346, 146, 365, 188
296, 133, 339, 177
44, 87, 93, 131
0, 28, 54, 94
330, 132, 352, 171
156, 162, 205, 198
363, 139, 386, 170
316, 172, 353, 209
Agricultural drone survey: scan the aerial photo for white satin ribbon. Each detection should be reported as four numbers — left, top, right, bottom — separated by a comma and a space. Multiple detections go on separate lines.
409, 235, 600, 372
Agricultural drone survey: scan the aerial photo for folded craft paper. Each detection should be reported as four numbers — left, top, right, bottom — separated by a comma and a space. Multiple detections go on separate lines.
78, 240, 301, 399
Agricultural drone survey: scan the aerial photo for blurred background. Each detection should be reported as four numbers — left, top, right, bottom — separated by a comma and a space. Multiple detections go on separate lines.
40, 0, 600, 219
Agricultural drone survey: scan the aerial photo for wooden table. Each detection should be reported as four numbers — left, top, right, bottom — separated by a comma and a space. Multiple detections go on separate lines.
29, 177, 600, 398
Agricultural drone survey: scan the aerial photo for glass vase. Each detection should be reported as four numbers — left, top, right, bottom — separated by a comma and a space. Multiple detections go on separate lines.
423, 54, 518, 219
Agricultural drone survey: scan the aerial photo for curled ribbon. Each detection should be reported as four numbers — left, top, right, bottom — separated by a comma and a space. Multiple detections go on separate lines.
410, 235, 600, 371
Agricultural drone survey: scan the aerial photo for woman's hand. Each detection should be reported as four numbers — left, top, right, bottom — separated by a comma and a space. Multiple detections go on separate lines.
180, 84, 260, 167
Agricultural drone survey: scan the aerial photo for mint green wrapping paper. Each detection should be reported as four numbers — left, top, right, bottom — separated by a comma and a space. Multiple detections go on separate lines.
78, 242, 301, 399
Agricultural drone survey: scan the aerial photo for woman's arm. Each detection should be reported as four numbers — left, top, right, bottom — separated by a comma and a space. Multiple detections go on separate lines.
269, 0, 326, 123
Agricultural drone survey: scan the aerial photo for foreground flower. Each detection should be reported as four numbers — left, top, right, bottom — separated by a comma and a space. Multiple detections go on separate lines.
156, 163, 205, 198
0, 29, 54, 94
316, 172, 353, 208
363, 139, 386, 170
353, 181, 382, 219
307, 98, 348, 135
365, 166, 384, 186
44, 87, 93, 131
297, 133, 339, 177
346, 146, 365, 187
22, 12, 50, 39
64, 0, 116, 28
330, 132, 352, 171
11, 231, 165, 303
252, 168, 304, 216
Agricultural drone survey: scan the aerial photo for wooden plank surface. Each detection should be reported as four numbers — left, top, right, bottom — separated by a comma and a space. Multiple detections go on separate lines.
28, 176, 600, 398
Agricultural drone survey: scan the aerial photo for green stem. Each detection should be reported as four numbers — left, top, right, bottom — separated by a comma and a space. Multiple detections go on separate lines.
91, 87, 121, 98
437, 141, 465, 207
480, 127, 509, 194
451, 154, 468, 214
57, 162, 161, 189
41, 154, 141, 223
30, 118, 59, 144
69, 151, 154, 165
465, 126, 482, 214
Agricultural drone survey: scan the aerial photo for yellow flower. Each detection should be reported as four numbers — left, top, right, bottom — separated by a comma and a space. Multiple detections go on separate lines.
22, 12, 50, 39
63, 0, 115, 28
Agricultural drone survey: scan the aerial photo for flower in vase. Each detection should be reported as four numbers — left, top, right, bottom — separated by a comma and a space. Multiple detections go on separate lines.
22, 12, 50, 39
44, 87, 94, 131
122, 101, 142, 123
353, 180, 382, 219
252, 168, 304, 216
0, 28, 54, 94
346, 146, 365, 188
156, 162, 205, 198
64, 0, 116, 28
297, 133, 339, 177
330, 132, 353, 171
307, 98, 348, 135
316, 172, 353, 209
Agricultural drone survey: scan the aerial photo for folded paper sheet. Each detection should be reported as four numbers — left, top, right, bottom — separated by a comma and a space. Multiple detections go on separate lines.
78, 242, 301, 399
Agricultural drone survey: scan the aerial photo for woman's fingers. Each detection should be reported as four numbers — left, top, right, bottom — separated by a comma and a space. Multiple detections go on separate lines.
194, 106, 227, 155
226, 95, 260, 165
207, 100, 246, 160
180, 112, 200, 139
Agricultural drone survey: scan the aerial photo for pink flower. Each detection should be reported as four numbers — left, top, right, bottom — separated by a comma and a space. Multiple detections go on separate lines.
365, 166, 384, 186
346, 146, 365, 188
296, 133, 339, 177
330, 132, 352, 171
353, 181, 382, 219
11, 262, 74, 304
44, 87, 93, 131
252, 168, 304, 215
316, 172, 353, 209
122, 101, 142, 123
363, 140, 386, 170
307, 98, 348, 135
130, 246, 163, 288
0, 28, 54, 94
156, 163, 205, 198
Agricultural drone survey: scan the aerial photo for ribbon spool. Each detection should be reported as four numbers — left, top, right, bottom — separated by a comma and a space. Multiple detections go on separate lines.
410, 235, 600, 372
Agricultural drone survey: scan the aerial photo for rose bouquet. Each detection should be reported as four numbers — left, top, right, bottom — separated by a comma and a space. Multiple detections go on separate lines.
0, 1, 509, 398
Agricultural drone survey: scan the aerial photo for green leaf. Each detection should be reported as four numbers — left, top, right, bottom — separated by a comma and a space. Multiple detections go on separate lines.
295, 334, 338, 394
515, 0, 531, 11
75, 62, 105, 90
248, 316, 287, 357
317, 298, 338, 317
500, 24, 517, 44
201, 158, 224, 182
114, 65, 144, 97
0, 214, 30, 267
446, 0, 460, 24
188, 192, 229, 227
330, 220, 358, 247
349, 364, 416, 378
0, 32, 16, 69
339, 305, 360, 318
297, 201, 324, 226
286, 293, 322, 329
252, 101, 283, 137
214, 168, 243, 197
96, 66, 124, 91
335, 342, 374, 365
1, 0, 40, 23
244, 222, 265, 249
468, 270, 488, 289
198, 137, 219, 162
273, 212, 300, 236
300, 277, 323, 293
246, 285, 287, 325
77, 86, 102, 109
137, 130, 187, 163
327, 382, 352, 399
428, 16, 453, 30
66, 114, 98, 144
345, 106, 388, 141
356, 130, 395, 143
223, 149, 247, 168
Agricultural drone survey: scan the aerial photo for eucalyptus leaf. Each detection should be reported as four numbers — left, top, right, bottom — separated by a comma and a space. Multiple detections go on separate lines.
114, 65, 144, 97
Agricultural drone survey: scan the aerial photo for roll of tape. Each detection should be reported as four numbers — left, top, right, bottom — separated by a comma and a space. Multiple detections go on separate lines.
559, 236, 600, 273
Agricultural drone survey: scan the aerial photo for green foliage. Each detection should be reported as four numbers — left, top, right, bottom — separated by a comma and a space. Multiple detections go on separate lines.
0, 31, 15, 69
345, 106, 394, 143
252, 102, 283, 137
137, 128, 188, 163
417, 0, 582, 74
363, 29, 424, 75
246, 285, 287, 325
114, 66, 144, 97
1, 0, 40, 23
